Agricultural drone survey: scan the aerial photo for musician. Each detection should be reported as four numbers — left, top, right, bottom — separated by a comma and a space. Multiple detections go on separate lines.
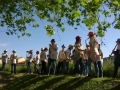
97, 44, 103, 77
86, 32, 99, 77
65, 44, 73, 75
48, 39, 58, 75
73, 36, 84, 76
27, 50, 33, 74
40, 47, 48, 75
113, 38, 120, 78
10, 50, 17, 74
57, 44, 66, 75
0, 50, 8, 72
34, 51, 40, 73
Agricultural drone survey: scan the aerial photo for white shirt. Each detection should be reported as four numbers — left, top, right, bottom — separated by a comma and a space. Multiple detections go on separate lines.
10, 53, 17, 64
35, 54, 39, 64
65, 49, 71, 59
117, 45, 120, 50
2, 53, 8, 63
40, 51, 47, 61
49, 44, 58, 59
28, 54, 33, 62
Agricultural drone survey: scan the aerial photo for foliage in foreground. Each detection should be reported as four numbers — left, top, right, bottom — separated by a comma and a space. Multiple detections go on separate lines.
1, 0, 120, 37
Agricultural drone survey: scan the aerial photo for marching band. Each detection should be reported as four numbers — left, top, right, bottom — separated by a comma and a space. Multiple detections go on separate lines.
0, 31, 120, 78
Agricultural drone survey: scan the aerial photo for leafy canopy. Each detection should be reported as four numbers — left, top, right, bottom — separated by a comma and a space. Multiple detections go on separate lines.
0, 0, 120, 37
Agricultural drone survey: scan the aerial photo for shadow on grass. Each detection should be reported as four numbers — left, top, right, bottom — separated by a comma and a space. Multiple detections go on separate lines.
0, 72, 13, 79
34, 76, 66, 90
110, 81, 120, 90
3, 75, 50, 90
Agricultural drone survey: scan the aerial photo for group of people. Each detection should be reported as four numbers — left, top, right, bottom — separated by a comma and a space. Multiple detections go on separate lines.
1, 31, 120, 78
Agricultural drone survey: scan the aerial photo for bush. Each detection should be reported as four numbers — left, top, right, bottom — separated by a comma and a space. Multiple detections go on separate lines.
0, 60, 120, 77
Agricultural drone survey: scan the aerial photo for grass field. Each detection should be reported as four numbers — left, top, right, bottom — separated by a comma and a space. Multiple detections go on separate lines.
0, 73, 120, 90
0, 60, 120, 90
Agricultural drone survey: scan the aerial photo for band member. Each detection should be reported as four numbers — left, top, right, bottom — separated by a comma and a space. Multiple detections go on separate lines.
73, 36, 84, 76
65, 44, 73, 75
10, 50, 17, 74
113, 38, 120, 78
97, 44, 103, 77
40, 47, 48, 74
57, 44, 66, 75
83, 49, 89, 76
86, 32, 99, 77
34, 51, 40, 73
27, 50, 33, 74
1, 50, 8, 72
48, 39, 58, 75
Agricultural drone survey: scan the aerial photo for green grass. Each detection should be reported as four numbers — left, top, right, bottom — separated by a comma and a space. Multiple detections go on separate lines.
0, 60, 120, 90
0, 73, 120, 90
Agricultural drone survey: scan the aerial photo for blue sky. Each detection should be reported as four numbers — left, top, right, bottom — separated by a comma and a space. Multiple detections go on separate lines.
0, 16, 120, 58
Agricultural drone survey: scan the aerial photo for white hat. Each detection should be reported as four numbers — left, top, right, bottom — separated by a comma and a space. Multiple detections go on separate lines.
41, 48, 44, 51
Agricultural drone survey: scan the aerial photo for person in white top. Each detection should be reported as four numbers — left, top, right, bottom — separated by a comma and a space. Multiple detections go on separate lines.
86, 32, 99, 77
48, 39, 58, 75
73, 36, 84, 76
112, 38, 120, 78
1, 50, 8, 72
40, 47, 48, 74
65, 44, 73, 74
57, 44, 66, 75
33, 51, 40, 73
97, 44, 103, 77
10, 50, 17, 74
27, 50, 33, 74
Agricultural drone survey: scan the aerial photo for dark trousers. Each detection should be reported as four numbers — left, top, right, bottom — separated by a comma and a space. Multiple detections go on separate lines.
41, 61, 46, 74
1, 62, 6, 72
113, 54, 120, 78
27, 62, 32, 73
34, 64, 39, 73
57, 61, 63, 75
11, 63, 16, 74
47, 58, 56, 74
97, 61, 103, 77
74, 58, 84, 74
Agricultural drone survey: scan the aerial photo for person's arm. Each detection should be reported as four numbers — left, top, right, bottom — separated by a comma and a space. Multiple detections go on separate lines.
75, 44, 84, 51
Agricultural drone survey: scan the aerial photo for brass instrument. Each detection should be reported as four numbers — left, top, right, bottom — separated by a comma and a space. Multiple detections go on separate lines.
109, 44, 117, 59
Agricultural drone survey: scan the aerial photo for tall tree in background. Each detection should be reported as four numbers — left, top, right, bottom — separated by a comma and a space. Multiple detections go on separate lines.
0, 0, 120, 37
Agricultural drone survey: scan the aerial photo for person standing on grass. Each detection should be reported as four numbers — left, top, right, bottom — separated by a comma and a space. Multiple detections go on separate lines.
113, 38, 120, 78
97, 44, 103, 77
34, 51, 40, 73
40, 47, 48, 75
48, 39, 58, 75
86, 32, 99, 77
0, 50, 8, 72
73, 36, 84, 76
57, 44, 66, 75
65, 44, 73, 75
10, 50, 17, 74
27, 50, 33, 74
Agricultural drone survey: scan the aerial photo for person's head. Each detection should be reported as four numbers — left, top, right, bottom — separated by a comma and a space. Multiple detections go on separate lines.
61, 44, 66, 50
29, 50, 33, 54
88, 32, 94, 38
4, 50, 7, 53
68, 44, 73, 50
44, 47, 48, 52
75, 36, 81, 44
41, 48, 44, 51
116, 38, 120, 45
12, 50, 16, 53
51, 39, 55, 45
36, 51, 39, 54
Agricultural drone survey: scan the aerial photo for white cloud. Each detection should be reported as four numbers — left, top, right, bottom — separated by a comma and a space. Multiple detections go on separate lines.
0, 43, 11, 47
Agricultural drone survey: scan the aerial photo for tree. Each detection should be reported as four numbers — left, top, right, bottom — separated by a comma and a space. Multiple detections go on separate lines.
0, 0, 120, 37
